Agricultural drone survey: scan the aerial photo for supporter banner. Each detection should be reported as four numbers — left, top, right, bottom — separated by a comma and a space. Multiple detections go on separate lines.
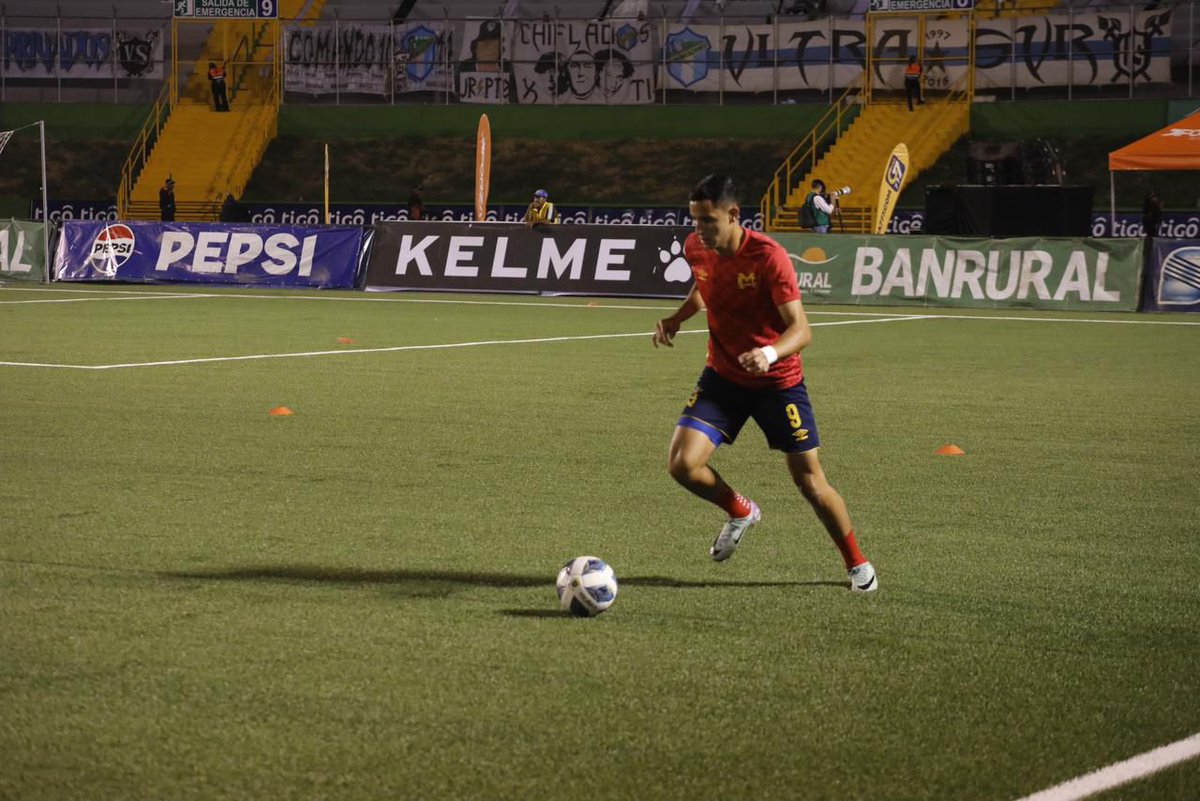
285, 23, 392, 95
457, 19, 515, 103
662, 19, 865, 93
660, 9, 1170, 93
55, 222, 364, 288
773, 234, 1141, 309
510, 19, 655, 104
973, 9, 1171, 90
366, 221, 693, 296
0, 220, 49, 282
2, 27, 164, 80
393, 21, 451, 94
1144, 240, 1200, 312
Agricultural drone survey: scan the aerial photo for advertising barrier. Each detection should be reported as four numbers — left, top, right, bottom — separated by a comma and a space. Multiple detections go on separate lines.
1143, 240, 1200, 312
241, 201, 710, 228
0, 219, 50, 282
365, 221, 693, 296
774, 234, 1143, 310
54, 221, 365, 288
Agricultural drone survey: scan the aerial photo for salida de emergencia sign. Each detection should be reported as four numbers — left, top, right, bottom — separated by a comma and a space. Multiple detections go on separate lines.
174, 0, 278, 19
869, 0, 974, 12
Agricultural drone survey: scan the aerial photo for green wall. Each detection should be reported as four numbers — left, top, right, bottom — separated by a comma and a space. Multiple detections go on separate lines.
277, 104, 827, 140
0, 98, 1175, 143
0, 104, 150, 140
970, 99, 1167, 139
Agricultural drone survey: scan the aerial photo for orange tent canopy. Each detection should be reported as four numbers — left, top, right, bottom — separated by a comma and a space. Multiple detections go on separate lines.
1109, 110, 1200, 171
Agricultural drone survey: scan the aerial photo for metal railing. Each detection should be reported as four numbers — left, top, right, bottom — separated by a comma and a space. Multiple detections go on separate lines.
760, 75, 863, 232
116, 79, 171, 219
0, 4, 1194, 106
126, 199, 223, 222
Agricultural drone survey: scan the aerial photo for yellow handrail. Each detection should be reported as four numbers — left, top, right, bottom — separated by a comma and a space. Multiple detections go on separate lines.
117, 80, 172, 219
760, 74, 864, 231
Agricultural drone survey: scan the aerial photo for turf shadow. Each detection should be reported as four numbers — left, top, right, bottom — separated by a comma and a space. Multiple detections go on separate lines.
162, 566, 846, 591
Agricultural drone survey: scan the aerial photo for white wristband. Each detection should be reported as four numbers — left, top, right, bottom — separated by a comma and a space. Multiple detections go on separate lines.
761, 345, 779, 365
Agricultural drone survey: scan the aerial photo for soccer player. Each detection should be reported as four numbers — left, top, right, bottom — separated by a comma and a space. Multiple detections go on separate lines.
652, 174, 877, 592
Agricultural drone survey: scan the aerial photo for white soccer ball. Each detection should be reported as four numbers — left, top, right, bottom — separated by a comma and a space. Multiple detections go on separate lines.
555, 556, 618, 617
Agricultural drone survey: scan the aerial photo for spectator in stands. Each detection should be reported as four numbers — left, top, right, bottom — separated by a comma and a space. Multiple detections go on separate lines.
408, 182, 425, 221
905, 55, 924, 111
159, 178, 176, 222
220, 193, 243, 223
1143, 189, 1163, 241
524, 189, 558, 227
208, 61, 229, 112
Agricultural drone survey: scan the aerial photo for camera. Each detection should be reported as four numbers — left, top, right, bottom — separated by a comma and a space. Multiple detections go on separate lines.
830, 186, 852, 199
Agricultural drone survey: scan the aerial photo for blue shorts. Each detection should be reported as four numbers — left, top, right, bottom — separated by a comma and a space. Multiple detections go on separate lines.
677, 367, 822, 453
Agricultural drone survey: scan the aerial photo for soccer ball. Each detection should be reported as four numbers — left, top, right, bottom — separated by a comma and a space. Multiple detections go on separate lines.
555, 556, 618, 617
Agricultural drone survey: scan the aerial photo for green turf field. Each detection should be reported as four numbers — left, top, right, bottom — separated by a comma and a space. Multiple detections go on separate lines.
2, 285, 1198, 801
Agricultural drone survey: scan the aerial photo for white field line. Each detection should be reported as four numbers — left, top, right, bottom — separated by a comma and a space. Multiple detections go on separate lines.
3, 286, 1200, 325
1014, 732, 1200, 801
0, 292, 208, 305
0, 315, 931, 371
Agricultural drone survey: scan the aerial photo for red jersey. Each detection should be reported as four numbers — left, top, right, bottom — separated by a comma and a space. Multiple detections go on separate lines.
684, 227, 803, 390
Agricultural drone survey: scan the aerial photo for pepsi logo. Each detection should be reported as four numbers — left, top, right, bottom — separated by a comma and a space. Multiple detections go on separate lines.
89, 223, 136, 275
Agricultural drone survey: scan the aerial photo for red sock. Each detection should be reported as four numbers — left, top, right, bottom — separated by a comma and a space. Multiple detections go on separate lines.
832, 530, 867, 570
715, 487, 752, 519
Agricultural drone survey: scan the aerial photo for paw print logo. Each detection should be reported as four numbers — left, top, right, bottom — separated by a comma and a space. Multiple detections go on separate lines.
658, 239, 692, 283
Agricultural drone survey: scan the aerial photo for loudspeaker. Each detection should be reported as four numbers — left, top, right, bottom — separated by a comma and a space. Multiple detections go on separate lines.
923, 185, 1094, 237
966, 140, 1024, 186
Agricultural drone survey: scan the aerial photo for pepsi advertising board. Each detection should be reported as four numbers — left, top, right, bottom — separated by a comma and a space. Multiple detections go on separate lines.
1144, 240, 1200, 312
54, 222, 364, 289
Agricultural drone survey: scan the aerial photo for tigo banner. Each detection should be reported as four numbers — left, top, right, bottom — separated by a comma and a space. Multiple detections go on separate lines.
55, 221, 365, 288
0, 219, 50, 282
773, 234, 1142, 311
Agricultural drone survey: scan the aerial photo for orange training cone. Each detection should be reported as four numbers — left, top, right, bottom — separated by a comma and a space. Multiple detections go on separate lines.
936, 444, 965, 456
336, 337, 355, 344
269, 407, 294, 416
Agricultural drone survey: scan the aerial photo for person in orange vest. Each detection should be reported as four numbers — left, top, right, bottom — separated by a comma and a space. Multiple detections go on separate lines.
208, 61, 229, 111
904, 55, 924, 111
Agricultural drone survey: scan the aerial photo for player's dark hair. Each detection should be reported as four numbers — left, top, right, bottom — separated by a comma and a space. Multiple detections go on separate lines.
690, 175, 739, 206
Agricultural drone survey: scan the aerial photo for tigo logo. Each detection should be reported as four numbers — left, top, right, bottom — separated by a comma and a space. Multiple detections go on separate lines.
89, 223, 136, 276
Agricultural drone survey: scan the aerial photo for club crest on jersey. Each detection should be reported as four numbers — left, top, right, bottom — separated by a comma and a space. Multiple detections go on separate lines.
737, 272, 757, 290
696, 268, 709, 282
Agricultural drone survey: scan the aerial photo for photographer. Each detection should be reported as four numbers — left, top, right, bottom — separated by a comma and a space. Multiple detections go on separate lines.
804, 179, 849, 233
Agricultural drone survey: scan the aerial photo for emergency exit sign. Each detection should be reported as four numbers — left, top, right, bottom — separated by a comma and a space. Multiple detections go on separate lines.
174, 0, 278, 18
869, 0, 974, 11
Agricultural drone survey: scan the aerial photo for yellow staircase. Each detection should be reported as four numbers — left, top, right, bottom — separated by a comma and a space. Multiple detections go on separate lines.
119, 0, 325, 221
763, 83, 970, 234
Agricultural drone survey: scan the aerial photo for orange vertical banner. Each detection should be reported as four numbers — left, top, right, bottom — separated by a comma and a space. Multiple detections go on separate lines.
475, 113, 491, 222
